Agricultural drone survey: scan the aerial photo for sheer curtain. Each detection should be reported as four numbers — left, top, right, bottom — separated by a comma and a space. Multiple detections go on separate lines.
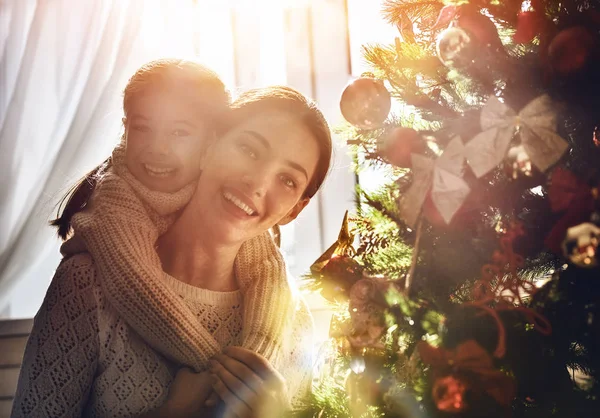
0, 0, 223, 315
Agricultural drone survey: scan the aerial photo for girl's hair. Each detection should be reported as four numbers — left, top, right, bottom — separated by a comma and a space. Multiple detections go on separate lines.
51, 58, 230, 239
220, 86, 333, 198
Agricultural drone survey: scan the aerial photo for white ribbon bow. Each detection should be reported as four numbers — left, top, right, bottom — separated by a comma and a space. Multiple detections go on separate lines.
465, 94, 569, 178
400, 137, 470, 227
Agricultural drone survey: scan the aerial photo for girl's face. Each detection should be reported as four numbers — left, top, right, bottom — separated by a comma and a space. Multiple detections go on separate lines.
191, 110, 320, 245
124, 87, 209, 193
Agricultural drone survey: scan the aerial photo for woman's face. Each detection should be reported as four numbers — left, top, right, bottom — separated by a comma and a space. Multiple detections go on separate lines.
191, 110, 320, 245
124, 87, 209, 193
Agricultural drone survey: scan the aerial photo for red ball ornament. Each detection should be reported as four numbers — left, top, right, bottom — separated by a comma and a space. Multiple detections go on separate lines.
379, 127, 425, 168
514, 10, 548, 44
433, 375, 467, 413
548, 26, 598, 76
340, 77, 391, 129
456, 6, 503, 51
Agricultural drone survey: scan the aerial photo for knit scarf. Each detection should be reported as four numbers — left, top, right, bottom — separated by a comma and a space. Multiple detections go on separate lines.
63, 145, 296, 374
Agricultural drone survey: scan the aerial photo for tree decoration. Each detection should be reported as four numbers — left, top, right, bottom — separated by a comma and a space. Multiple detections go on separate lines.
436, 27, 475, 68
464, 95, 569, 178
514, 8, 551, 44
347, 277, 388, 349
418, 340, 516, 414
562, 223, 600, 268
340, 77, 392, 129
378, 127, 425, 168
400, 136, 470, 228
310, 211, 363, 302
319, 256, 364, 302
548, 26, 599, 76
545, 167, 599, 255
503, 144, 534, 179
453, 5, 503, 52
432, 5, 458, 30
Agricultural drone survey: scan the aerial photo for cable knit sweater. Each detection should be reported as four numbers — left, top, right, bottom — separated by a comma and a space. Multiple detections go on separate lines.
59, 145, 295, 372
11, 254, 314, 417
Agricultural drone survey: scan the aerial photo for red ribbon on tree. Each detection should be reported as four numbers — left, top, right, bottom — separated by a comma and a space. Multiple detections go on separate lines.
418, 340, 516, 413
545, 167, 598, 255
470, 221, 552, 357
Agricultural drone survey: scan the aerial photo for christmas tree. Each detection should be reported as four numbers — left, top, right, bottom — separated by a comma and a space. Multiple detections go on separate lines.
296, 1, 600, 417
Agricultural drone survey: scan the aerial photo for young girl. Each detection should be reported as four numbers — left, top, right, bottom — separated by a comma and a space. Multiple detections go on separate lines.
52, 59, 296, 372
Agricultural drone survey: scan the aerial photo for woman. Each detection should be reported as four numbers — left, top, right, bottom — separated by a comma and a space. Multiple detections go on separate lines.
12, 86, 333, 418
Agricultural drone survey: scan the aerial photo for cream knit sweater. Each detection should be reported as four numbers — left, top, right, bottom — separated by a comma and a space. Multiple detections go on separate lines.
12, 254, 314, 417
60, 146, 295, 373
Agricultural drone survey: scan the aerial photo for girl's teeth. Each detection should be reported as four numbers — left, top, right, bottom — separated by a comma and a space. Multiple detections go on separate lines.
144, 164, 176, 176
223, 191, 255, 216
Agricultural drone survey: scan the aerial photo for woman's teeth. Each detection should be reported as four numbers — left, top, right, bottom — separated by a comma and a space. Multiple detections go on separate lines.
144, 164, 176, 177
223, 191, 256, 216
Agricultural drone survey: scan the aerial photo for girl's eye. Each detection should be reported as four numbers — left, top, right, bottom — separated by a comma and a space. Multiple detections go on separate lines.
280, 175, 297, 189
172, 129, 190, 137
238, 143, 258, 159
132, 125, 150, 133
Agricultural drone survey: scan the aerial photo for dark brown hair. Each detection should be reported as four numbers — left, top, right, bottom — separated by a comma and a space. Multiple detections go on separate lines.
220, 86, 332, 198
51, 58, 229, 239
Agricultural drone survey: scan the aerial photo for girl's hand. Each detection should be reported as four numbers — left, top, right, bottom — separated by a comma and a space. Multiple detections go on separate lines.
209, 346, 288, 418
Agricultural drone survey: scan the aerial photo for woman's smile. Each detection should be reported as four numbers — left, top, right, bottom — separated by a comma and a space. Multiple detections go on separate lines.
222, 187, 259, 218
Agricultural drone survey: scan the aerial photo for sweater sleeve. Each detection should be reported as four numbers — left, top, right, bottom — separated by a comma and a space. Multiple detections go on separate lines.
69, 173, 220, 372
235, 233, 295, 368
11, 255, 100, 418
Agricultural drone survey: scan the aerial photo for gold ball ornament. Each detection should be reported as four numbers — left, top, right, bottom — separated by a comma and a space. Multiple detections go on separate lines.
340, 77, 391, 129
562, 222, 600, 268
436, 27, 475, 67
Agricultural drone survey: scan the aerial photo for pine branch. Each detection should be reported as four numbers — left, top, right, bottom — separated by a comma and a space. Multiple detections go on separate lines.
381, 0, 444, 27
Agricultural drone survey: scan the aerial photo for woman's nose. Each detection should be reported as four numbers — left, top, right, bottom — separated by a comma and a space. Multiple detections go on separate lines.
241, 170, 268, 197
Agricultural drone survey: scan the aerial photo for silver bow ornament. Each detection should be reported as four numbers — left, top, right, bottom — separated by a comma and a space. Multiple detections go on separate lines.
465, 94, 569, 178
400, 137, 470, 227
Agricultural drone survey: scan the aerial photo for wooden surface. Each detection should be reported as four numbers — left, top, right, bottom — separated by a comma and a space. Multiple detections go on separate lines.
0, 319, 33, 418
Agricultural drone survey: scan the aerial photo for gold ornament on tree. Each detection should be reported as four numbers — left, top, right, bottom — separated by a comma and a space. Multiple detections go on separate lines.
465, 95, 569, 178
310, 211, 363, 301
340, 77, 391, 129
436, 27, 475, 68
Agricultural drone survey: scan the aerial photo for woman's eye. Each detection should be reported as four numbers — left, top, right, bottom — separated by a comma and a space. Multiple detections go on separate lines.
172, 129, 190, 137
280, 175, 297, 189
239, 143, 258, 159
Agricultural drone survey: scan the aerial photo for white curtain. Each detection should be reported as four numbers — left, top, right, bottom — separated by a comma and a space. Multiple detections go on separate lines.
0, 0, 212, 315
0, 0, 357, 322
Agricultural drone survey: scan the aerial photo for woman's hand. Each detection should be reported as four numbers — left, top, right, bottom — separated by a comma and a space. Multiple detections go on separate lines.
162, 367, 216, 417
209, 346, 289, 418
